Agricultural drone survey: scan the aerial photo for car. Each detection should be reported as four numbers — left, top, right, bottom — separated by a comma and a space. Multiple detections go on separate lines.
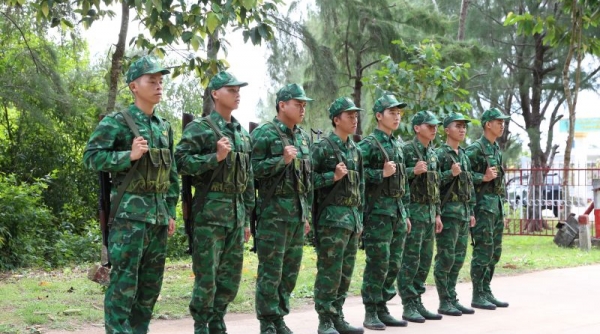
505, 172, 563, 218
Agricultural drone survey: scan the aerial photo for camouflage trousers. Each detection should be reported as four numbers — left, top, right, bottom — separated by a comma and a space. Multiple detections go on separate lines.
470, 209, 504, 293
398, 219, 434, 303
314, 225, 359, 316
255, 219, 305, 321
104, 218, 168, 334
190, 224, 243, 333
434, 217, 469, 300
361, 214, 407, 306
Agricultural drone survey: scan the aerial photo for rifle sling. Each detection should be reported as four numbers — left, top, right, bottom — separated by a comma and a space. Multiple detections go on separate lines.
108, 110, 142, 222
441, 153, 458, 208
314, 137, 345, 226
366, 136, 389, 215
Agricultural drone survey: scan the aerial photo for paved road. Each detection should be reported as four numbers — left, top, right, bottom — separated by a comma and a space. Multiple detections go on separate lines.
49, 264, 600, 334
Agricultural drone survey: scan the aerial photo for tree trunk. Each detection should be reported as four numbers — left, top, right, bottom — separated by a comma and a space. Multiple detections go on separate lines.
352, 52, 363, 137
562, 0, 584, 219
202, 31, 219, 117
457, 0, 471, 41
106, 2, 129, 113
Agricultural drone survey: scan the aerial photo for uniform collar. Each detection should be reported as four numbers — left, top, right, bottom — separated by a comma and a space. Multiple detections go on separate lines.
329, 131, 353, 149
442, 143, 464, 154
129, 104, 159, 123
272, 117, 297, 135
209, 110, 242, 131
373, 128, 394, 142
479, 136, 499, 151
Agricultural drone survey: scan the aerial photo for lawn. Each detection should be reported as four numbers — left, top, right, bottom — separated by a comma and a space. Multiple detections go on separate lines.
0, 236, 599, 333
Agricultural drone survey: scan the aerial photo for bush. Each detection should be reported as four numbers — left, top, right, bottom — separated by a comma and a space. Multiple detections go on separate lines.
0, 174, 54, 270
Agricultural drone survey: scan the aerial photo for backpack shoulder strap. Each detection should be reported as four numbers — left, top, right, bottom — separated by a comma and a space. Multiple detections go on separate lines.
410, 140, 424, 161
323, 136, 344, 163
201, 116, 225, 138
370, 135, 390, 162
266, 121, 291, 147
120, 110, 141, 137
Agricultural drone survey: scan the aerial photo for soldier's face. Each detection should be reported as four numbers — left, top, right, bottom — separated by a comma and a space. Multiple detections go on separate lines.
415, 123, 438, 142
378, 107, 403, 132
213, 85, 241, 111
130, 73, 164, 105
334, 111, 359, 136
280, 99, 307, 125
445, 121, 467, 142
486, 119, 505, 137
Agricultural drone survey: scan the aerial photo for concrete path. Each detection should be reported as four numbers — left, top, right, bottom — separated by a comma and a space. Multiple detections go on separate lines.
49, 264, 600, 334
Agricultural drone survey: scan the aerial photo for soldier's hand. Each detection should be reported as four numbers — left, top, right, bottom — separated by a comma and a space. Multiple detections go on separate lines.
244, 227, 251, 243
470, 215, 476, 227
333, 162, 348, 181
168, 218, 176, 236
414, 160, 428, 175
283, 145, 298, 165
130, 136, 148, 161
382, 161, 396, 178
483, 166, 498, 182
216, 137, 232, 162
406, 218, 412, 234
304, 221, 311, 235
435, 215, 443, 233
451, 162, 462, 176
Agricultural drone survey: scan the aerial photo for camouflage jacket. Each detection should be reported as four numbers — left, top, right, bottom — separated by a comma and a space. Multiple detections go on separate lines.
174, 111, 255, 228
436, 143, 475, 220
358, 128, 408, 220
311, 132, 364, 232
251, 117, 313, 223
465, 136, 506, 214
402, 139, 441, 223
83, 104, 179, 225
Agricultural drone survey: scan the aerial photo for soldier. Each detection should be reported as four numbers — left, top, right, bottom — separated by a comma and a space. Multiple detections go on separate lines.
252, 84, 314, 334
433, 113, 476, 317
465, 108, 511, 310
398, 110, 443, 323
83, 55, 179, 334
175, 71, 255, 334
358, 94, 412, 330
312, 97, 365, 334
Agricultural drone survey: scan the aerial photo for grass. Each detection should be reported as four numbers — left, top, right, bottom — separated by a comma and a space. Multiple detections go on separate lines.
1, 236, 599, 333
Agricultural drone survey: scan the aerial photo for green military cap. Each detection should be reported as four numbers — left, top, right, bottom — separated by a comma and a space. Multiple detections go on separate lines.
276, 83, 314, 104
443, 113, 472, 128
411, 110, 442, 126
328, 97, 363, 119
373, 94, 407, 114
126, 55, 170, 84
208, 71, 248, 91
481, 107, 510, 124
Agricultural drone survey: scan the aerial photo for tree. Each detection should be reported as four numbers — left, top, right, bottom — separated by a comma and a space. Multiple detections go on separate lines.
267, 0, 453, 135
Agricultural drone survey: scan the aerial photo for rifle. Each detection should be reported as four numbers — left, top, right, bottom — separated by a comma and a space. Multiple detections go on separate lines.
248, 122, 259, 252
181, 113, 195, 254
98, 115, 112, 268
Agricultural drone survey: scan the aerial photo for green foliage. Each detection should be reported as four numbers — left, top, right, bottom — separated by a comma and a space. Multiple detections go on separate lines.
14, 0, 283, 86
365, 39, 472, 139
0, 174, 53, 270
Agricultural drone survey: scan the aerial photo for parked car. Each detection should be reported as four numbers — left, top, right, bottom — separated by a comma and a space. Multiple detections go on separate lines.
505, 172, 563, 218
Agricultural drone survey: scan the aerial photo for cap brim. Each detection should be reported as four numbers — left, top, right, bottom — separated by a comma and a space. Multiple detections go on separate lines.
390, 102, 408, 109
494, 115, 511, 120
424, 120, 443, 125
147, 68, 171, 75
345, 106, 364, 112
225, 80, 248, 87
294, 96, 314, 101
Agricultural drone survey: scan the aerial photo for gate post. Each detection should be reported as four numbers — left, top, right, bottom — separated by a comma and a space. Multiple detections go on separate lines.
593, 179, 600, 238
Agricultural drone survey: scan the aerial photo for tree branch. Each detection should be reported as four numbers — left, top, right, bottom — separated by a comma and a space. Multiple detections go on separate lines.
0, 10, 42, 73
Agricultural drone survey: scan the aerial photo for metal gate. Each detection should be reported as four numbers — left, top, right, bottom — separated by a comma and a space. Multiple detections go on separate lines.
503, 167, 600, 237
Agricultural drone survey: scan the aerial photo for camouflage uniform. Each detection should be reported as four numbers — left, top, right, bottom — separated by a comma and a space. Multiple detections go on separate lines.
434, 113, 475, 316
398, 111, 442, 322
313, 98, 364, 334
252, 84, 313, 334
465, 108, 511, 309
175, 72, 255, 334
83, 56, 179, 334
358, 95, 409, 329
